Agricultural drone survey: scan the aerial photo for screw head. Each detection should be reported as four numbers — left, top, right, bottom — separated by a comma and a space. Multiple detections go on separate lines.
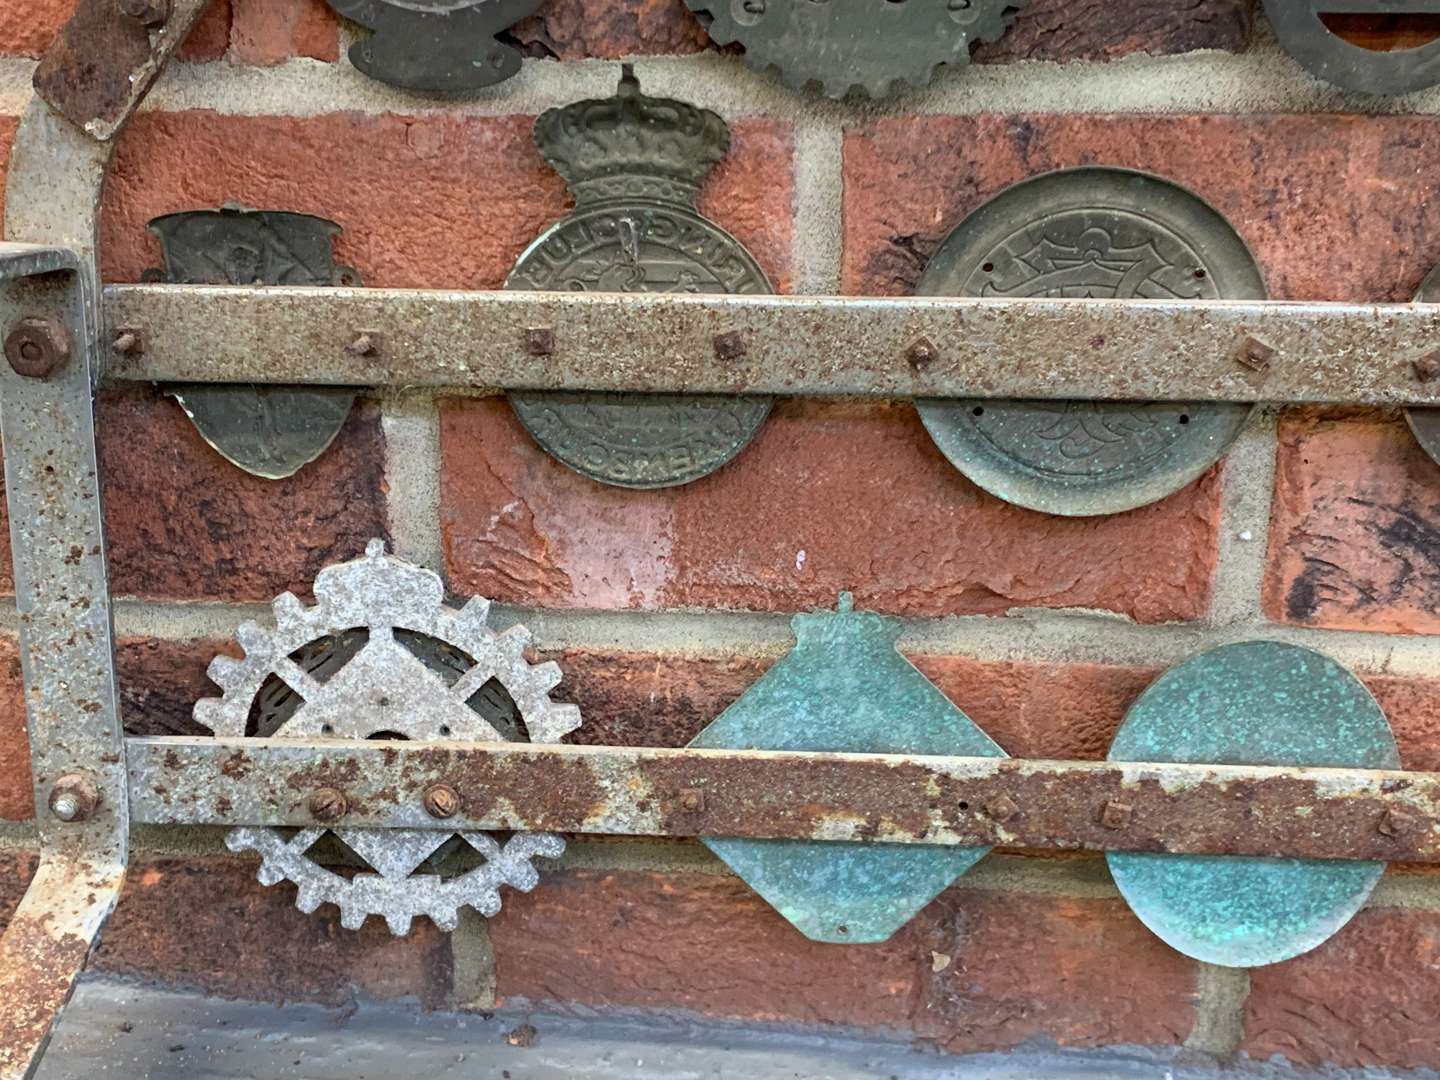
1236, 335, 1276, 374
308, 786, 348, 822
1100, 800, 1133, 830
118, 0, 169, 25
5, 316, 71, 379
48, 774, 99, 823
906, 336, 939, 371
423, 783, 462, 820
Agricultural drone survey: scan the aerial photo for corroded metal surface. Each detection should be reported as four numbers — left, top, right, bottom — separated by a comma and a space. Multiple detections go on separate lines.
916, 168, 1265, 516
100, 285, 1440, 405
127, 737, 1440, 863
144, 206, 358, 479
689, 594, 1006, 943
1107, 641, 1399, 967
200, 540, 580, 934
685, 0, 1025, 99
1264, 0, 1440, 96
33, 0, 216, 141
326, 0, 543, 93
1405, 262, 1440, 463
507, 68, 772, 488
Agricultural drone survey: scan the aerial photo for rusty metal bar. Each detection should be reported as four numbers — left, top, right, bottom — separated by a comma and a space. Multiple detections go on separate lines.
101, 285, 1440, 404
127, 737, 1440, 863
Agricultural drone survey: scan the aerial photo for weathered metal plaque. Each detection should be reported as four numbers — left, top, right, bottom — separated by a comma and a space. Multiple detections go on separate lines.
507, 68, 772, 489
916, 167, 1266, 516
327, 0, 544, 93
1263, 0, 1440, 96
684, 0, 1026, 99
1106, 641, 1399, 967
688, 593, 1006, 944
145, 206, 358, 479
1406, 263, 1440, 463
202, 540, 581, 935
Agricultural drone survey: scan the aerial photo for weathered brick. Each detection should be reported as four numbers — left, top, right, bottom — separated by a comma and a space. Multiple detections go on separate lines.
440, 398, 1221, 622
490, 870, 1198, 1050
1242, 907, 1440, 1070
512, 0, 707, 59
117, 637, 235, 737
0, 637, 29, 820
0, 0, 232, 61
0, 849, 37, 932
230, 0, 338, 64
98, 389, 388, 602
975, 0, 1255, 64
1263, 409, 1440, 635
94, 856, 453, 1007
102, 112, 793, 290
843, 114, 1440, 302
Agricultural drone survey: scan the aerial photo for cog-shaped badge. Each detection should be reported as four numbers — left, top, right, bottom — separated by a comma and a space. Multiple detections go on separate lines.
199, 539, 581, 935
685, 0, 1026, 98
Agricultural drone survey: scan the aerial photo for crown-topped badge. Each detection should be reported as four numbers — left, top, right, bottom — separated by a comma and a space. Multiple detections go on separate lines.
533, 65, 730, 207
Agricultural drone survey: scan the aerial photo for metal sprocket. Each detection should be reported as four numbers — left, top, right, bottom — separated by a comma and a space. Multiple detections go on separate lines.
686, 0, 1025, 99
198, 539, 582, 935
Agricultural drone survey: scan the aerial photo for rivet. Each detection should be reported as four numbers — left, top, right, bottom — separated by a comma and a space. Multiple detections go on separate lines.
423, 783, 462, 820
1100, 800, 1133, 830
1412, 349, 1440, 384
5, 316, 71, 379
525, 327, 555, 357
345, 331, 382, 359
1236, 335, 1275, 374
906, 336, 939, 371
308, 786, 348, 822
1378, 807, 1414, 838
678, 788, 705, 813
111, 327, 145, 357
985, 795, 1019, 823
48, 774, 99, 823
713, 330, 746, 362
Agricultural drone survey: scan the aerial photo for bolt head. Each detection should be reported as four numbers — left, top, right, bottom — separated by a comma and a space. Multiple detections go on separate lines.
1235, 335, 1275, 374
423, 783, 462, 820
678, 788, 706, 813
48, 775, 99, 823
713, 330, 747, 363
985, 795, 1019, 823
525, 327, 555, 357
906, 336, 939, 370
5, 316, 71, 379
308, 786, 348, 822
1414, 350, 1440, 384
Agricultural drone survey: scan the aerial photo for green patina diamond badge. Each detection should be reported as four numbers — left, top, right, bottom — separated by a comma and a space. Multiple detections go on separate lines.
688, 594, 1006, 943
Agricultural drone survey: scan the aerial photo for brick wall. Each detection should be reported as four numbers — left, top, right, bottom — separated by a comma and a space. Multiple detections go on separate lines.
2, 0, 1440, 1071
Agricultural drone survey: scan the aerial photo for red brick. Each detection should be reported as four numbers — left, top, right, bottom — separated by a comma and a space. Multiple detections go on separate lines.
975, 0, 1254, 64
440, 398, 1222, 622
102, 112, 792, 290
490, 870, 1197, 1049
843, 114, 1440, 302
98, 389, 388, 602
1242, 907, 1440, 1070
230, 0, 338, 64
1263, 409, 1440, 635
0, 637, 28, 820
0, 0, 231, 61
512, 0, 707, 59
94, 856, 453, 1007
1365, 673, 1440, 770
117, 637, 236, 737
0, 849, 37, 932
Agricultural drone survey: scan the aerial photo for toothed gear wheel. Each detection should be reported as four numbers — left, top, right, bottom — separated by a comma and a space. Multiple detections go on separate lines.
686, 0, 1026, 99
199, 539, 582, 935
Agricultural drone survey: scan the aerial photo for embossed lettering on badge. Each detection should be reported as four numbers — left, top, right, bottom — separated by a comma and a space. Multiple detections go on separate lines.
507, 67, 774, 489
915, 167, 1267, 517
1264, 0, 1440, 95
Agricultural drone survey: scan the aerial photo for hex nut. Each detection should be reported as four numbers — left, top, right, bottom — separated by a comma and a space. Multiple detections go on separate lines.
5, 316, 72, 379
308, 786, 349, 822
48, 774, 100, 823
423, 783, 462, 820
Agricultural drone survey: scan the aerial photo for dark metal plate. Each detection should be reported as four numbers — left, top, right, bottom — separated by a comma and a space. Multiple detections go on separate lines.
1106, 641, 1399, 967
145, 206, 358, 480
1405, 263, 1440, 464
507, 69, 772, 489
1264, 0, 1440, 96
327, 0, 544, 93
916, 167, 1266, 516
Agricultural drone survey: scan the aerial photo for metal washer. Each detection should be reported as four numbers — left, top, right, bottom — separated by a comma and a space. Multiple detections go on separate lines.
915, 167, 1266, 517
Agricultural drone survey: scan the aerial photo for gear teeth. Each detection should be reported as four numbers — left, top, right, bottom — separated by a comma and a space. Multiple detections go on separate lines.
256, 863, 286, 888
532, 662, 564, 692
499, 625, 532, 653
295, 885, 323, 914
235, 621, 268, 655
364, 537, 388, 560
225, 829, 255, 855
509, 862, 540, 892
430, 907, 461, 933
533, 834, 566, 859
206, 654, 245, 690
474, 891, 503, 918
339, 905, 369, 931
548, 703, 583, 739
271, 591, 307, 628
193, 697, 226, 734
382, 911, 412, 936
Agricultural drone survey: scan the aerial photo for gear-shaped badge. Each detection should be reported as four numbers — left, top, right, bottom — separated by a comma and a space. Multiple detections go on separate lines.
199, 539, 581, 935
685, 0, 1027, 99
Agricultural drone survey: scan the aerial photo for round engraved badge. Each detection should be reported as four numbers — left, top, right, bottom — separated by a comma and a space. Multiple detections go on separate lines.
506, 69, 773, 489
916, 168, 1266, 516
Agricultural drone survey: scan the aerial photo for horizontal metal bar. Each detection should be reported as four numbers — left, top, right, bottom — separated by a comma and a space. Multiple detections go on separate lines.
129, 737, 1440, 862
103, 285, 1440, 404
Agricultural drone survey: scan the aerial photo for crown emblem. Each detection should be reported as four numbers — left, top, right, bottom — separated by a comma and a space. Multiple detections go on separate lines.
533, 65, 731, 206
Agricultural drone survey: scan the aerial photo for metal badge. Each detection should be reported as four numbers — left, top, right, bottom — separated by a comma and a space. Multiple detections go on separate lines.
1264, 0, 1440, 96
688, 593, 1006, 944
144, 206, 359, 480
916, 168, 1266, 516
1406, 264, 1440, 464
685, 0, 1026, 99
202, 540, 582, 935
327, 0, 544, 93
1106, 641, 1398, 967
507, 68, 773, 489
